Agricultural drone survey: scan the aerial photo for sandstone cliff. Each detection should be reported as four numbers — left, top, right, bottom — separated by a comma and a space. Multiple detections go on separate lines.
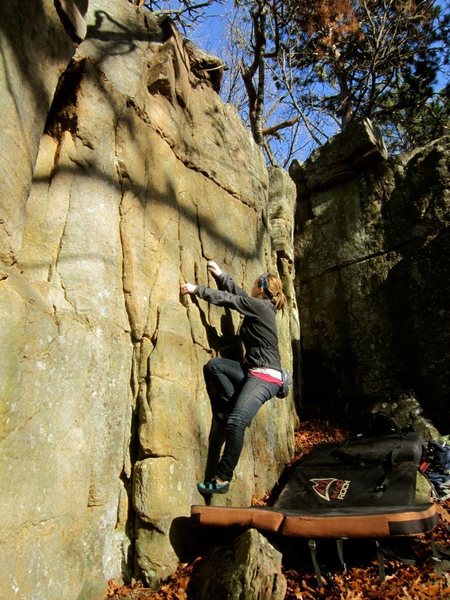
0, 1, 298, 598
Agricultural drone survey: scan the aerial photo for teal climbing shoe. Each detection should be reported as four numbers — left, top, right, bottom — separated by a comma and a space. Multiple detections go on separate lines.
197, 479, 230, 495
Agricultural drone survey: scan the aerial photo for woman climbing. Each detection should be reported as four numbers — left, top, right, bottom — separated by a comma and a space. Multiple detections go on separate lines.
180, 260, 286, 495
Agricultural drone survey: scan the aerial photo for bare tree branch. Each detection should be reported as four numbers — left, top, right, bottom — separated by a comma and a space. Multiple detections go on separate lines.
262, 116, 299, 136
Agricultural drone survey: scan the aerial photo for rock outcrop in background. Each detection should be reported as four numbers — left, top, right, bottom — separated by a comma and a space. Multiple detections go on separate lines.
0, 1, 298, 599
292, 121, 449, 432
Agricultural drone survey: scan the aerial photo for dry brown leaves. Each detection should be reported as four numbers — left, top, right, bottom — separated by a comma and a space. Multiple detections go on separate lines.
284, 558, 450, 599
107, 561, 198, 600
291, 418, 348, 462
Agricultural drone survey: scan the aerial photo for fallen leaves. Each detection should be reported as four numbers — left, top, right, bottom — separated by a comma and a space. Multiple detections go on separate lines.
283, 559, 450, 599
291, 419, 348, 463
107, 562, 197, 600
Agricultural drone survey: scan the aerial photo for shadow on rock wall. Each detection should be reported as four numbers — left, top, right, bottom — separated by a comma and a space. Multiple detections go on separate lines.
382, 227, 450, 429
1, 0, 71, 119
293, 125, 449, 432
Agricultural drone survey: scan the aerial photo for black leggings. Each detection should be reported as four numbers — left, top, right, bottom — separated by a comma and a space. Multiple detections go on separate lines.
204, 357, 279, 481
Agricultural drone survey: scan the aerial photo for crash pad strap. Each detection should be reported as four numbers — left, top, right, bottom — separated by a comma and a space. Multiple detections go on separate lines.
336, 539, 346, 571
308, 540, 324, 587
375, 541, 386, 582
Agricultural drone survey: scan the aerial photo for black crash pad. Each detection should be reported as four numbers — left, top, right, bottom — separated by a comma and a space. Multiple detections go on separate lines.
191, 432, 439, 538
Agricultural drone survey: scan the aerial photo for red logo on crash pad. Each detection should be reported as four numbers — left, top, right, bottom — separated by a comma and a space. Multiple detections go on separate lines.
310, 478, 351, 501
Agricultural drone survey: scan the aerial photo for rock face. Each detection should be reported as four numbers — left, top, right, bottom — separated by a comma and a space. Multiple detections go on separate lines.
0, 1, 298, 599
292, 121, 449, 431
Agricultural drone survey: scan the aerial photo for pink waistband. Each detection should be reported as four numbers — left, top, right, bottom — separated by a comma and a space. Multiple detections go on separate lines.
249, 370, 282, 385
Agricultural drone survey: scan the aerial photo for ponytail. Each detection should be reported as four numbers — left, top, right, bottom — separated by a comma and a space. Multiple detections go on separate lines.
259, 273, 287, 312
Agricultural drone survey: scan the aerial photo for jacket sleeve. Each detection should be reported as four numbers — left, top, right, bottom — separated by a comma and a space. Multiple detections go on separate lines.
215, 272, 249, 297
195, 285, 265, 318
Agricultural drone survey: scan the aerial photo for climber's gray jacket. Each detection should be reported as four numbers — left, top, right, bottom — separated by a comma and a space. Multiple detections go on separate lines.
195, 272, 282, 371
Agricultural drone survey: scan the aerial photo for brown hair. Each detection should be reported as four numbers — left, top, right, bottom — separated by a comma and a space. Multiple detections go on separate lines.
258, 273, 287, 312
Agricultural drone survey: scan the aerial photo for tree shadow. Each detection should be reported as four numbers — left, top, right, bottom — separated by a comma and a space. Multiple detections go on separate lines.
0, 3, 163, 115
3, 0, 267, 270
0, 0, 75, 138
36, 14, 266, 260
86, 9, 167, 54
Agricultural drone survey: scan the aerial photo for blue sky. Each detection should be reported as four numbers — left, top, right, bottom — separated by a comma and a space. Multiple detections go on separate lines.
186, 0, 449, 164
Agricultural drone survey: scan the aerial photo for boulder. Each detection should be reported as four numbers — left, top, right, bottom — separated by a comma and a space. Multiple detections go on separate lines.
189, 528, 287, 600
290, 118, 388, 194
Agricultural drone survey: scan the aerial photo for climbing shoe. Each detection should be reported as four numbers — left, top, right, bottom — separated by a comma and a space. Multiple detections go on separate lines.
197, 479, 230, 495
